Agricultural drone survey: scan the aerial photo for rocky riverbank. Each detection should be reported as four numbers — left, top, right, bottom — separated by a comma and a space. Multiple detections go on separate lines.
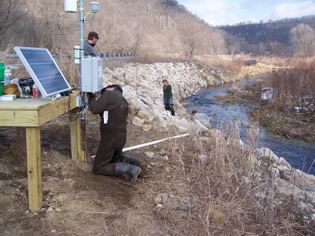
103, 62, 236, 132
103, 62, 315, 218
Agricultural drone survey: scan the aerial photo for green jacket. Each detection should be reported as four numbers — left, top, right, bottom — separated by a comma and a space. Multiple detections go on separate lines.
163, 84, 173, 100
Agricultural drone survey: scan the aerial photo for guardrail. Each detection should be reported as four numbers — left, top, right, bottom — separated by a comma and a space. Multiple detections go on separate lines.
100, 52, 136, 60
1, 51, 136, 61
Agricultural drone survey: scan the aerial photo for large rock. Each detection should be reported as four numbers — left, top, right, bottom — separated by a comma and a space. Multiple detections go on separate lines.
275, 178, 305, 201
257, 147, 279, 164
194, 113, 209, 125
132, 117, 144, 127
192, 120, 209, 132
143, 124, 152, 131
137, 110, 154, 122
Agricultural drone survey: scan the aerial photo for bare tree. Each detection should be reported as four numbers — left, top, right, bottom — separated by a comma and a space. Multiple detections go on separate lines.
225, 34, 240, 55
0, 0, 229, 58
180, 18, 202, 58
0, 0, 28, 49
290, 23, 315, 57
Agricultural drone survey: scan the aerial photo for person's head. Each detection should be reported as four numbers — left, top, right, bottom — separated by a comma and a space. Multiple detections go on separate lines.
162, 79, 168, 86
191, 110, 197, 116
87, 31, 99, 44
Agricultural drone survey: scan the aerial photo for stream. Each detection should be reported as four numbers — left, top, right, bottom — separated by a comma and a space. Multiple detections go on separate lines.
185, 78, 315, 175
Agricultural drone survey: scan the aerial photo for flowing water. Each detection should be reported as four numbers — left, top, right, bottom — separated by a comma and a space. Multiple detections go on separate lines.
185, 78, 315, 175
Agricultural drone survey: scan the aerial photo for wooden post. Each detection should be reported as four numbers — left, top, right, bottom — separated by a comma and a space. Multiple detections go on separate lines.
26, 127, 42, 211
70, 109, 84, 161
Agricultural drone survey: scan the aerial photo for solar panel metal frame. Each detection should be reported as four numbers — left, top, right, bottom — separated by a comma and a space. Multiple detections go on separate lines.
14, 46, 71, 98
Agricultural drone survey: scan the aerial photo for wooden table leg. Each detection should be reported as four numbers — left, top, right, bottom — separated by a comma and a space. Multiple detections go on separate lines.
26, 127, 42, 211
70, 109, 84, 161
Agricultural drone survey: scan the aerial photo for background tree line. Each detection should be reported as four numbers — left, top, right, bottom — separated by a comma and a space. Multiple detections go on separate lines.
220, 15, 315, 57
1, 0, 314, 58
0, 0, 226, 58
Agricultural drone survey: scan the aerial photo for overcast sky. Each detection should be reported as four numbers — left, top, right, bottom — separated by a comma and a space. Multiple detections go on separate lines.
176, 0, 315, 26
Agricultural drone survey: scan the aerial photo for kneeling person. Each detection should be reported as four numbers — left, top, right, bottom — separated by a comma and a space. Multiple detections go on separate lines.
88, 84, 143, 184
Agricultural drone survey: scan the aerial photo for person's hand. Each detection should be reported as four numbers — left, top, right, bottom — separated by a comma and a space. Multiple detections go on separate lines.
87, 92, 95, 99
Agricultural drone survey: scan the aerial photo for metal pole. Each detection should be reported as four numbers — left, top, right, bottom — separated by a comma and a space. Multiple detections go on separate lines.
79, 0, 85, 112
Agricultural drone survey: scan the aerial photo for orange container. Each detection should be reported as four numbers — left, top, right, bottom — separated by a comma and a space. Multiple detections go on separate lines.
2, 84, 20, 97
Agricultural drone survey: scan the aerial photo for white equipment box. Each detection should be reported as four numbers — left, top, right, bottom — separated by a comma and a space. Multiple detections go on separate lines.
81, 57, 103, 93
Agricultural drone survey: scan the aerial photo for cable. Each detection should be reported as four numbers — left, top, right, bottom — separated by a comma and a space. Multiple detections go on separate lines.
66, 92, 89, 121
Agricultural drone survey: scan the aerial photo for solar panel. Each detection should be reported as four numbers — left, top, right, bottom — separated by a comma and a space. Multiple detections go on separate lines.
14, 47, 71, 98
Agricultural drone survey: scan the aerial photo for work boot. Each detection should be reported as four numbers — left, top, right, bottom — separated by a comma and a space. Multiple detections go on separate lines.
118, 155, 147, 176
93, 163, 117, 176
170, 105, 175, 116
115, 162, 142, 184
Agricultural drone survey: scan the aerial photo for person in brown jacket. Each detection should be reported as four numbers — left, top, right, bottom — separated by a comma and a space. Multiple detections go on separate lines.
88, 84, 143, 184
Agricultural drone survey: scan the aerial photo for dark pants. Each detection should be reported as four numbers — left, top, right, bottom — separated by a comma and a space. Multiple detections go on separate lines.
92, 127, 126, 176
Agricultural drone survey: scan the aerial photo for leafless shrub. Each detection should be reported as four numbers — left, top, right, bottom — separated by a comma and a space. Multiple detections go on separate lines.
290, 24, 315, 58
269, 59, 315, 113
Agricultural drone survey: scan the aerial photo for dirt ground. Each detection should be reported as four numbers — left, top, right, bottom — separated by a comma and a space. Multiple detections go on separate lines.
0, 111, 188, 236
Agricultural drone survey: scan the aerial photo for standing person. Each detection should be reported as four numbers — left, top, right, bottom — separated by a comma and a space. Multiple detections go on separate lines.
88, 84, 144, 184
162, 79, 175, 116
84, 31, 99, 57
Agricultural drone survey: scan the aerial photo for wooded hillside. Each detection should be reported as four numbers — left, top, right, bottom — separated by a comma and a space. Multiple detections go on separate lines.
220, 15, 315, 55
0, 0, 226, 58
1, 0, 315, 57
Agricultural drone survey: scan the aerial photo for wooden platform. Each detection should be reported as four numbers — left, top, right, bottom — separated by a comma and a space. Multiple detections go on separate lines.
0, 94, 84, 211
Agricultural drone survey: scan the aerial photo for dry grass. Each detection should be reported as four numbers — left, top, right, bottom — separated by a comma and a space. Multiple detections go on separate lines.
142, 122, 311, 235
269, 58, 315, 113
0, 116, 312, 235
194, 55, 293, 81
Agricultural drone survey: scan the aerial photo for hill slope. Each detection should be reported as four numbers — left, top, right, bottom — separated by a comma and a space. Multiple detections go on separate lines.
219, 15, 315, 54
1, 0, 226, 57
